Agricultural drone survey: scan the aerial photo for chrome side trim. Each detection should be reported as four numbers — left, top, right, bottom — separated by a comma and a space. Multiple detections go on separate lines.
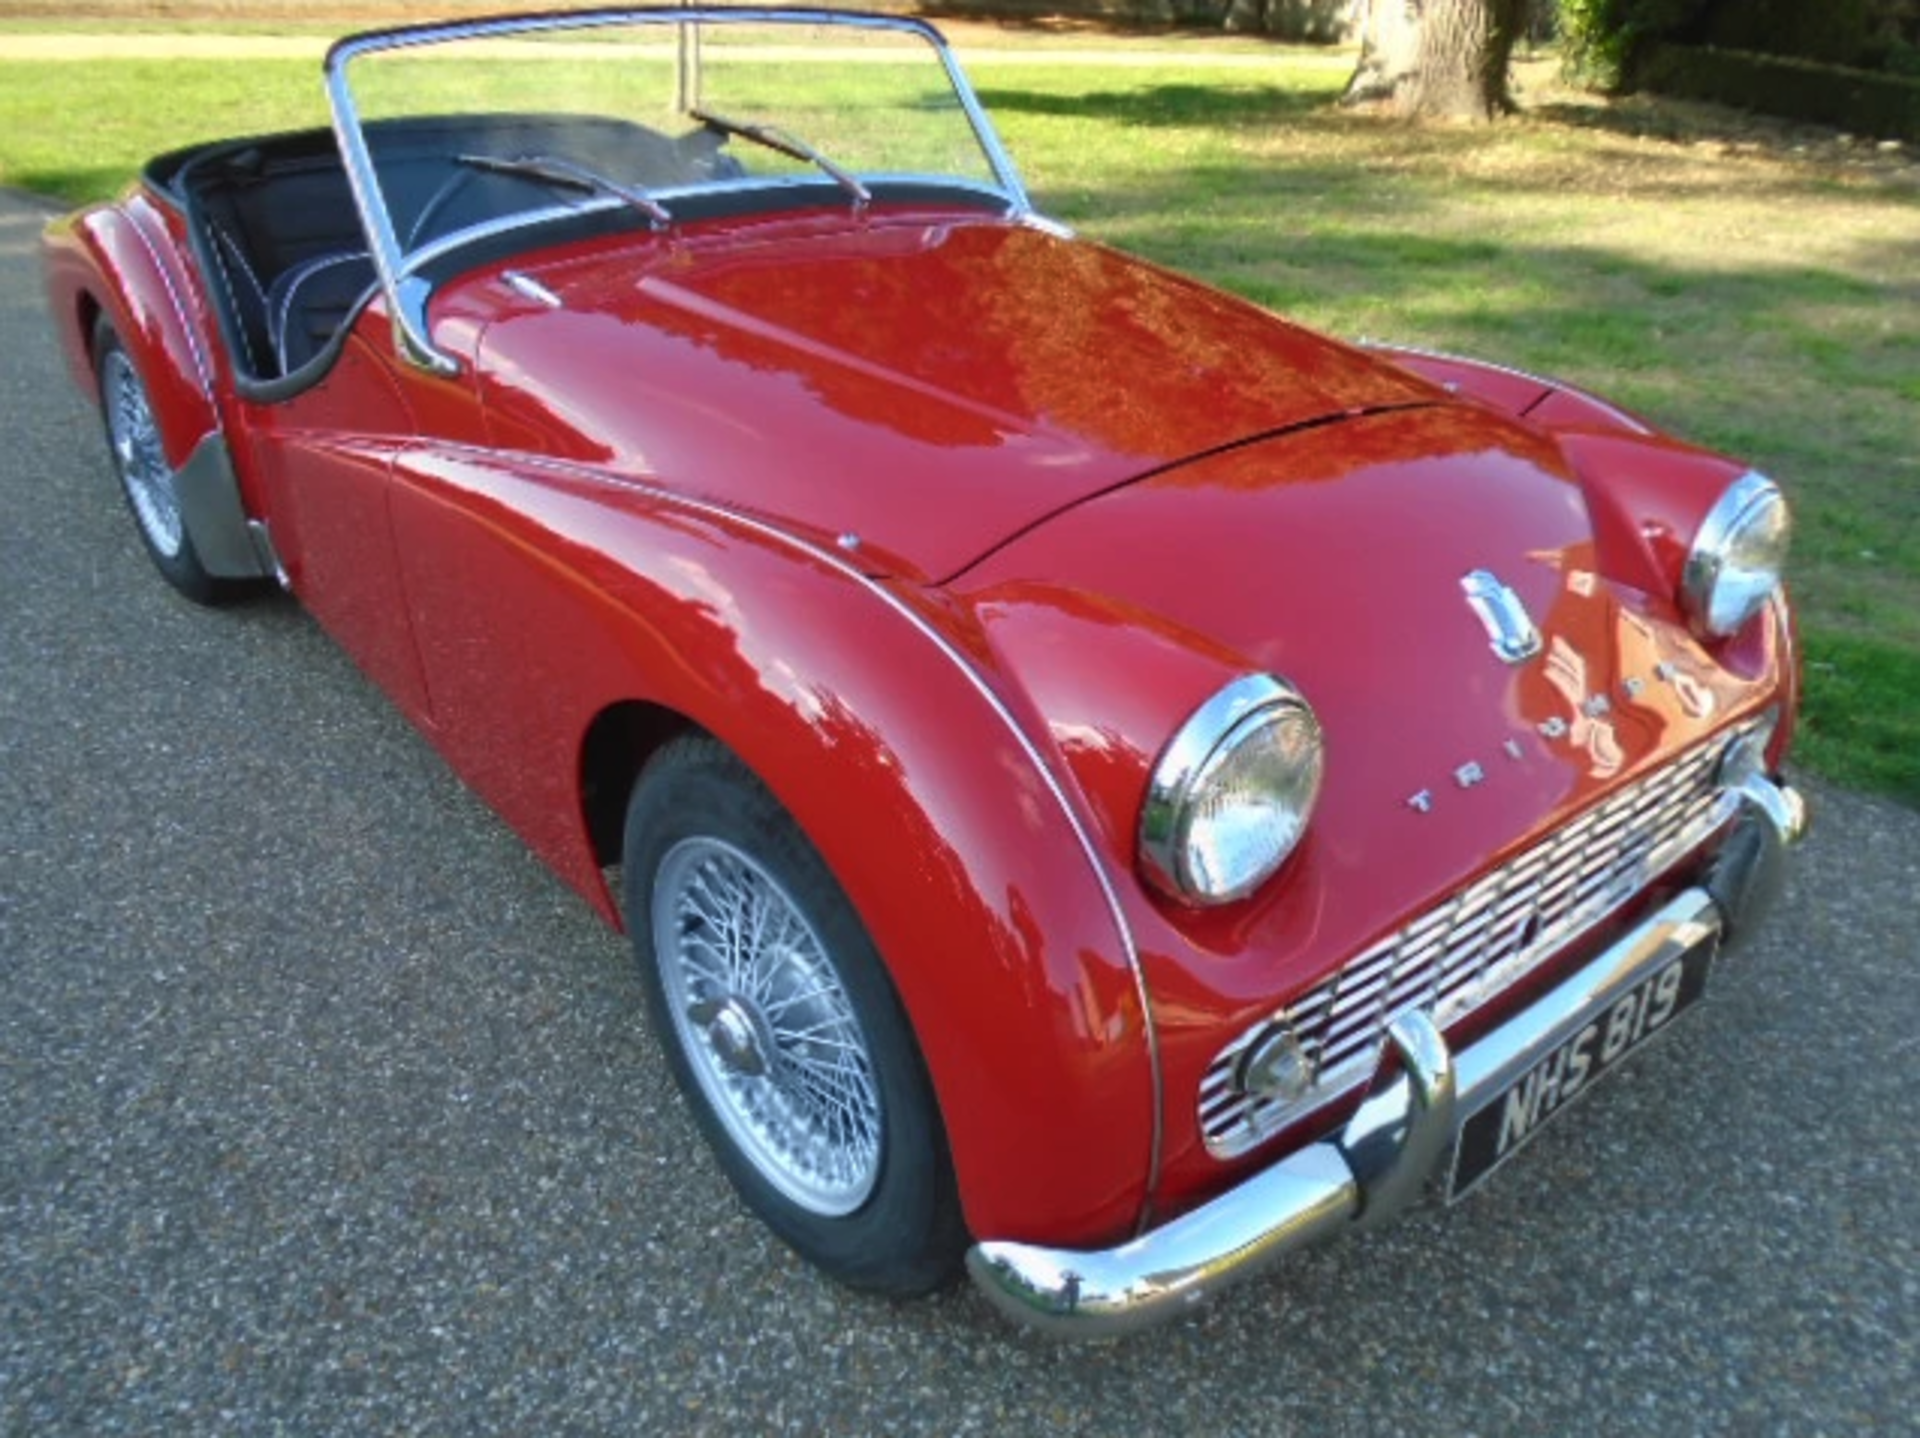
124, 207, 216, 400
460, 446, 1164, 1218
1019, 213, 1076, 240
174, 433, 267, 580
502, 270, 563, 309
969, 879, 1770, 1338
247, 520, 291, 591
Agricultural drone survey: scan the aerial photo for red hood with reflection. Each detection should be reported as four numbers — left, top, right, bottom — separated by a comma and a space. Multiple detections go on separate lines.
466, 209, 1436, 579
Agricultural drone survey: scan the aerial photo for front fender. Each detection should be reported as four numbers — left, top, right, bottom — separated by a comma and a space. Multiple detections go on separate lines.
385, 447, 1158, 1248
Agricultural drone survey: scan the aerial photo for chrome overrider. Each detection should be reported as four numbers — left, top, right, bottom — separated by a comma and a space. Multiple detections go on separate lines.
966, 768, 1808, 1337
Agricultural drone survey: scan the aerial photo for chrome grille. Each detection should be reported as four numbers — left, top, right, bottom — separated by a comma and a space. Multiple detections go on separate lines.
1199, 725, 1749, 1159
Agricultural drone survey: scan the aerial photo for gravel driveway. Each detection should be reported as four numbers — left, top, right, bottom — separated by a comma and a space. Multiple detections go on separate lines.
2, 184, 1915, 1435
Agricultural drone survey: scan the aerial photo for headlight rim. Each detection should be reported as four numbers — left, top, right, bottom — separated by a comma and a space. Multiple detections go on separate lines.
1139, 672, 1324, 907
1682, 470, 1790, 640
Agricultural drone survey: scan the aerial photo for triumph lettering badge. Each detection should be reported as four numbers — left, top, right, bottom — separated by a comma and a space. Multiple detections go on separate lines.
1460, 569, 1542, 665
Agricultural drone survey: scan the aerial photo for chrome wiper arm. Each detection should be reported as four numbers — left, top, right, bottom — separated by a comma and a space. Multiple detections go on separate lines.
689, 108, 871, 214
455, 152, 673, 229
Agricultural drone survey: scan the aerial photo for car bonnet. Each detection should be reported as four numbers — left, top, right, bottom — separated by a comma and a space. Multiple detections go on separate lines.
464, 211, 1435, 581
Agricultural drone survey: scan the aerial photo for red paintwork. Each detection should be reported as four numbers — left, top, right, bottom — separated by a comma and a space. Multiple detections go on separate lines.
955, 406, 1785, 1210
42, 191, 221, 470
473, 215, 1433, 581
43, 165, 1798, 1249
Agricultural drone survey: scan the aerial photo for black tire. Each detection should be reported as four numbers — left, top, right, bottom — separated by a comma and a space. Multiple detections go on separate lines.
93, 317, 222, 604
622, 735, 966, 1295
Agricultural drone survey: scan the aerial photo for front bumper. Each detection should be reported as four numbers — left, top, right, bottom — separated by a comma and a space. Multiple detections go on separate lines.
967, 773, 1807, 1337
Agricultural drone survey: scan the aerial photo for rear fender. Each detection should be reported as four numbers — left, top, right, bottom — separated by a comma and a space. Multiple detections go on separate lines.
42, 193, 219, 471
44, 194, 266, 578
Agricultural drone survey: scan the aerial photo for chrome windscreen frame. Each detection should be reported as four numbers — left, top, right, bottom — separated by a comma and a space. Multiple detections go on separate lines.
322, 6, 1035, 375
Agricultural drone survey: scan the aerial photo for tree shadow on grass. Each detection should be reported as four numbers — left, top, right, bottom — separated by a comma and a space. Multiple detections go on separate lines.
1531, 92, 1920, 167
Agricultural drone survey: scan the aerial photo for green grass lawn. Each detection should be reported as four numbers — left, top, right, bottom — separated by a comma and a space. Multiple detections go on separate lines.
2, 27, 1915, 803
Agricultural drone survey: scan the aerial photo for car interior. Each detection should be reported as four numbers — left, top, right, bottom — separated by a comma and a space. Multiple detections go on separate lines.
157, 114, 721, 386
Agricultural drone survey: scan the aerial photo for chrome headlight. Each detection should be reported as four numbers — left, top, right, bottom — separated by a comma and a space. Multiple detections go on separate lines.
1140, 674, 1324, 905
1682, 472, 1791, 639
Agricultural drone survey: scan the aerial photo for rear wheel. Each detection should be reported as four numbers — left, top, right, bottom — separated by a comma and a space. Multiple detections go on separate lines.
623, 736, 965, 1294
93, 318, 220, 604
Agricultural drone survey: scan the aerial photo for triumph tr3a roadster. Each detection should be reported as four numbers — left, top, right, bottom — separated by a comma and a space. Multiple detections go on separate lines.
41, 7, 1807, 1335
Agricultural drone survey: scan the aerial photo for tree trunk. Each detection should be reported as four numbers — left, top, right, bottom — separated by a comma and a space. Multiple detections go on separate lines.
1343, 0, 1423, 106
1343, 0, 1530, 120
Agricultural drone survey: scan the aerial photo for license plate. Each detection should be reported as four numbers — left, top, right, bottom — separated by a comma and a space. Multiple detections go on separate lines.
1448, 936, 1716, 1199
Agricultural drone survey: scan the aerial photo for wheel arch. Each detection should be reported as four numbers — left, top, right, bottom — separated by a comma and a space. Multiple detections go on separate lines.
74, 287, 105, 371
579, 697, 697, 874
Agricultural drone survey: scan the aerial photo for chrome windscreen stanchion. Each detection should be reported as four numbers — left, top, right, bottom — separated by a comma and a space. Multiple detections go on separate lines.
674, 0, 703, 115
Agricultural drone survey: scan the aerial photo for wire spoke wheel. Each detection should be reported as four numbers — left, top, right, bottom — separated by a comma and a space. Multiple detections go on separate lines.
625, 737, 963, 1292
652, 835, 883, 1216
100, 346, 184, 559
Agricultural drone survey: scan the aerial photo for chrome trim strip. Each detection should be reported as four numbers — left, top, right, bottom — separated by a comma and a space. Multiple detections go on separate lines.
502, 270, 563, 309
969, 874, 1789, 1337
453, 445, 1164, 1218
124, 209, 216, 400
246, 520, 291, 591
1019, 213, 1076, 240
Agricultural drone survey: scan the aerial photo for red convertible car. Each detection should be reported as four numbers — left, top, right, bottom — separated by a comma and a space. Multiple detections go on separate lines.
43, 7, 1806, 1334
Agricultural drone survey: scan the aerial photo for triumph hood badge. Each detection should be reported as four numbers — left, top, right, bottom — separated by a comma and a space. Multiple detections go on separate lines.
1461, 569, 1542, 665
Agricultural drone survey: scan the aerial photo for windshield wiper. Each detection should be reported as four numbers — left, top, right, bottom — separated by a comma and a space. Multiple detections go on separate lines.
689, 108, 871, 214
455, 152, 673, 229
